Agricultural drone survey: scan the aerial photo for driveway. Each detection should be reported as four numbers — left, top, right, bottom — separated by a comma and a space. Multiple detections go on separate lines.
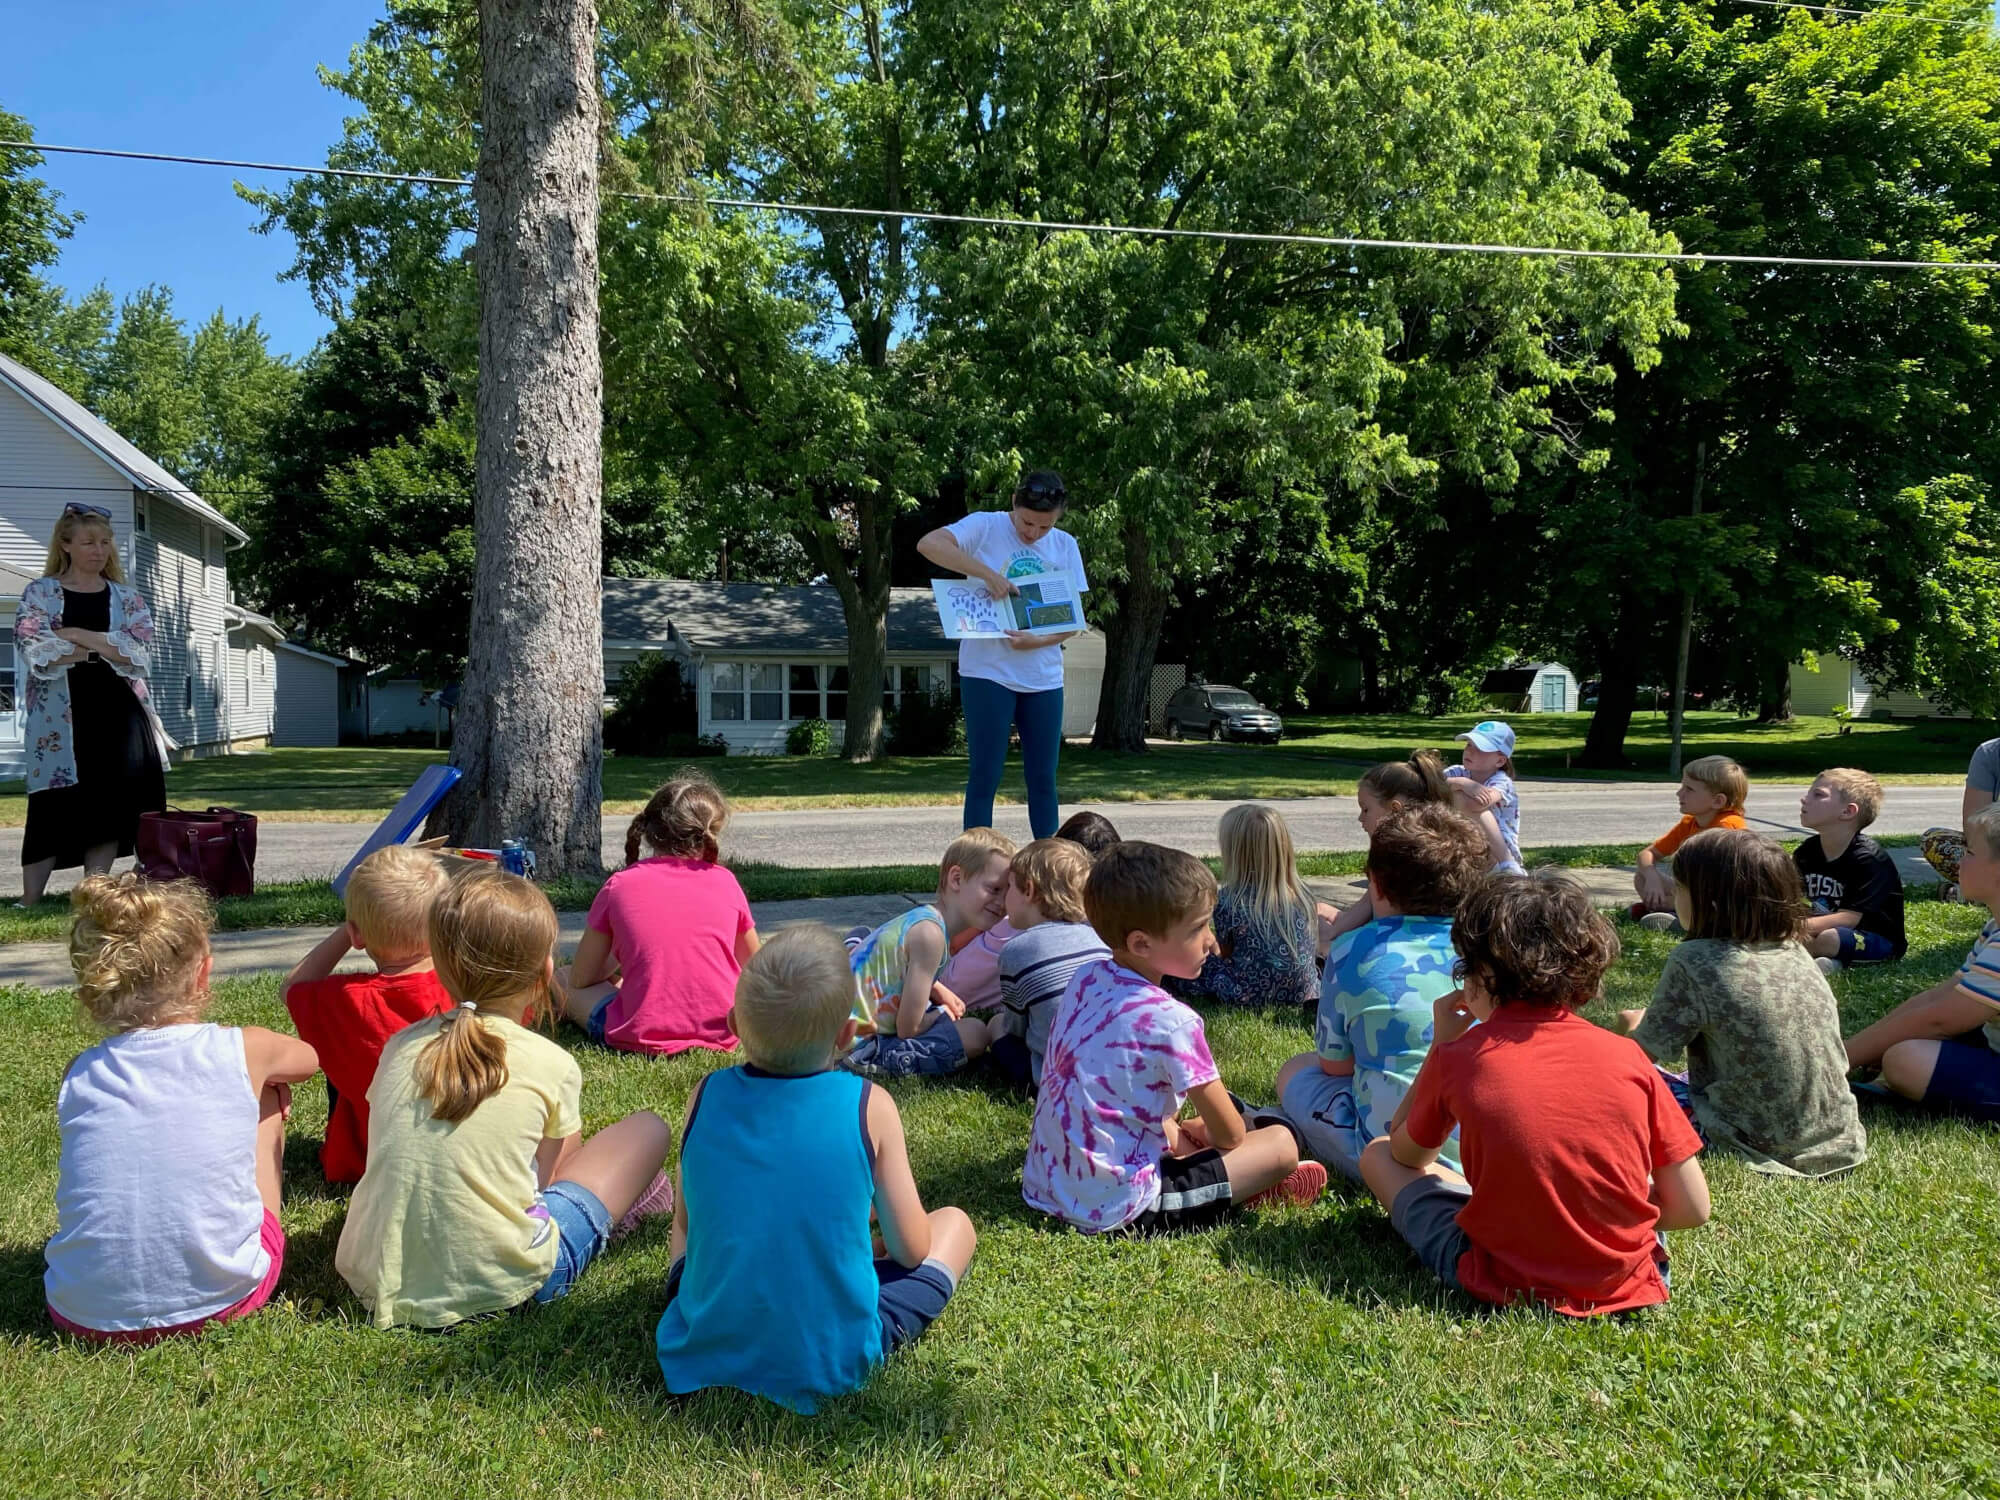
0, 780, 1963, 896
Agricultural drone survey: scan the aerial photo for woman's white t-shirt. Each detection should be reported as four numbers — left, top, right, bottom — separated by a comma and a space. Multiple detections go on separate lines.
943, 510, 1090, 695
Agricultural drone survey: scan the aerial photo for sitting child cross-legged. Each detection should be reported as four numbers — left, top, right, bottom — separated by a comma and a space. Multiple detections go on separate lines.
1360, 872, 1711, 1316
46, 875, 320, 1343
557, 773, 759, 1056
1632, 755, 1749, 928
990, 837, 1110, 1090
656, 925, 978, 1413
1022, 842, 1326, 1235
283, 844, 453, 1185
1616, 828, 1867, 1178
1794, 768, 1906, 976
1845, 802, 2000, 1121
337, 870, 674, 1329
1275, 804, 1491, 1182
846, 829, 1014, 1078
1166, 803, 1321, 1014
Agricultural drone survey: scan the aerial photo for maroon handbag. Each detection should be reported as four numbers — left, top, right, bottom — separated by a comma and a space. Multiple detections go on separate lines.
136, 807, 258, 898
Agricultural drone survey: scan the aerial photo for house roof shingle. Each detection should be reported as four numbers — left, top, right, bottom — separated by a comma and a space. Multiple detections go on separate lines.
0, 351, 249, 544
602, 579, 954, 655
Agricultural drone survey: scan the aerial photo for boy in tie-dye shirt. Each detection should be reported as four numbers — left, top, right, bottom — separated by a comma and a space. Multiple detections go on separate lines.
1276, 805, 1492, 1179
1022, 843, 1326, 1235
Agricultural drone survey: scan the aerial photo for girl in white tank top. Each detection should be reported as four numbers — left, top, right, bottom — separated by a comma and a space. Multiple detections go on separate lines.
43, 875, 319, 1340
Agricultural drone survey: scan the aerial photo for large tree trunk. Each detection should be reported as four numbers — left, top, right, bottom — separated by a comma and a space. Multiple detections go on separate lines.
430, 0, 604, 875
1581, 642, 1641, 769
1091, 523, 1172, 752
1757, 650, 1794, 722
818, 489, 892, 762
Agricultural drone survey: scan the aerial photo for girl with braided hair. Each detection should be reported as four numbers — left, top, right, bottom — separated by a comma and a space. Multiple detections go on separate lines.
555, 772, 761, 1055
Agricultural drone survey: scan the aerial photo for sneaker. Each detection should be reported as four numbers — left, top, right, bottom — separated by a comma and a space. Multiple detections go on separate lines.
1638, 912, 1681, 934
615, 1170, 675, 1240
1242, 1159, 1328, 1211
1626, 902, 1649, 923
1815, 955, 1843, 978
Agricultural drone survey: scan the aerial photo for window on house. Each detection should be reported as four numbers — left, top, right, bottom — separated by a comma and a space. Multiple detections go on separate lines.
825, 666, 847, 722
0, 644, 16, 714
749, 663, 784, 721
184, 673, 193, 712
239, 650, 251, 707
709, 661, 745, 721
788, 664, 821, 720
133, 498, 148, 534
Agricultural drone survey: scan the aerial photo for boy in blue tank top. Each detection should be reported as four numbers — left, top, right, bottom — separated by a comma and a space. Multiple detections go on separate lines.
656, 925, 979, 1413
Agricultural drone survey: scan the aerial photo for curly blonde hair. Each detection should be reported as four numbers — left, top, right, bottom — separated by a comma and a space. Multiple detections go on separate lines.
68, 874, 213, 1030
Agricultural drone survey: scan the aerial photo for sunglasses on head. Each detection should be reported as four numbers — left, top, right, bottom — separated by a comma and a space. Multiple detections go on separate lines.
62, 502, 113, 521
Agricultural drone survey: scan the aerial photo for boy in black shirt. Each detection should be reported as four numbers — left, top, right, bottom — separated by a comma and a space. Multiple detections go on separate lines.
1796, 768, 1906, 976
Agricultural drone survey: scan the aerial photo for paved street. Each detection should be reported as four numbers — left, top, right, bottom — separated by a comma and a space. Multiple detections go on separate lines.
0, 780, 1964, 896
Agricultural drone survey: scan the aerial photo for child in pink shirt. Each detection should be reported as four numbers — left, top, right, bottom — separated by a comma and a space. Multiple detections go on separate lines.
557, 776, 759, 1055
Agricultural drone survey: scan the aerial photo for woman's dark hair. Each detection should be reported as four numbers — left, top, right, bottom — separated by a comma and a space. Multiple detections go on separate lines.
1360, 750, 1452, 810
1055, 810, 1121, 858
1452, 871, 1620, 1010
1013, 469, 1068, 513
1673, 827, 1806, 944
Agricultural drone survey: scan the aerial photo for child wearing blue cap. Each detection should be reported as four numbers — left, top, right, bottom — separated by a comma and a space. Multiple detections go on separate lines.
1447, 722, 1524, 873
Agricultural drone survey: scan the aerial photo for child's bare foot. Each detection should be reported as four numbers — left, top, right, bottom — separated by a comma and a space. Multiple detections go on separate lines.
1242, 1159, 1327, 1211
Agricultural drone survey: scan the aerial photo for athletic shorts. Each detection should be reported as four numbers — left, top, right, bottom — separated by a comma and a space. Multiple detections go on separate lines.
1922, 1037, 2000, 1123
49, 1209, 286, 1344
1114, 1149, 1236, 1237
661, 1253, 959, 1359
1831, 927, 1902, 965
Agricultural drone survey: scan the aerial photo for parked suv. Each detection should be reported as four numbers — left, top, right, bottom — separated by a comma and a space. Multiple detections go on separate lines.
1162, 683, 1283, 743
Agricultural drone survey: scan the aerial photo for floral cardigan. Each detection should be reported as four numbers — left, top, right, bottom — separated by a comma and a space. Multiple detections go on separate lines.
12, 574, 173, 795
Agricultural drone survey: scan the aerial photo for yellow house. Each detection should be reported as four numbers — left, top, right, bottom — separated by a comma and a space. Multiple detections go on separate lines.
1788, 656, 1963, 719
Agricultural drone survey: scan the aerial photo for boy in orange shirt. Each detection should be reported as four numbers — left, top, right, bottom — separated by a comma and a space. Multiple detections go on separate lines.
1631, 755, 1749, 930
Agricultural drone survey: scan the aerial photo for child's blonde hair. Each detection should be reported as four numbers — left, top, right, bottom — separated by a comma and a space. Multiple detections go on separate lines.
1360, 749, 1453, 810
1010, 838, 1092, 924
417, 870, 558, 1123
1966, 801, 2000, 859
1218, 803, 1315, 965
345, 845, 450, 955
941, 828, 1016, 889
625, 772, 732, 866
730, 924, 858, 1073
1683, 755, 1749, 812
1816, 767, 1883, 829
43, 510, 127, 583
67, 874, 212, 1031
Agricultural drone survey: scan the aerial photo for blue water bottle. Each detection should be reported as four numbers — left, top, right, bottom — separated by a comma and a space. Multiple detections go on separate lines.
500, 839, 527, 877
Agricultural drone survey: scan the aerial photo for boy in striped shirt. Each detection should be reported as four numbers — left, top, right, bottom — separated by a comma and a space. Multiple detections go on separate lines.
1846, 801, 2000, 1121
992, 838, 1109, 1089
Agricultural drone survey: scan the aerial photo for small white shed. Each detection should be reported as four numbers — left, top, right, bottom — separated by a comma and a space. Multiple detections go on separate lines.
1478, 662, 1578, 715
273, 642, 349, 747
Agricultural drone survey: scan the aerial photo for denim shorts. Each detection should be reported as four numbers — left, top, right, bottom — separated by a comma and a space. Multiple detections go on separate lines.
846, 1009, 967, 1078
532, 1181, 613, 1304
585, 993, 617, 1046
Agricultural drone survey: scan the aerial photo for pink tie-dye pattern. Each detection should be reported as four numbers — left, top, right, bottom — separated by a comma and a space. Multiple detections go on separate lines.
1022, 960, 1220, 1230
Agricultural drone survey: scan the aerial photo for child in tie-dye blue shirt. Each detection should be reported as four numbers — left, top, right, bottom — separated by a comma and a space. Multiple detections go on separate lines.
1273, 805, 1492, 1178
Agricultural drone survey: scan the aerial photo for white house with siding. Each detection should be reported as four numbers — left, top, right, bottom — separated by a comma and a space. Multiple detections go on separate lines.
603, 578, 1106, 754
1787, 655, 1962, 719
0, 351, 341, 776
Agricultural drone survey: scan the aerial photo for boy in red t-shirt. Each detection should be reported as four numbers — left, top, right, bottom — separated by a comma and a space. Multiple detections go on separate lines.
283, 845, 453, 1184
1359, 872, 1710, 1316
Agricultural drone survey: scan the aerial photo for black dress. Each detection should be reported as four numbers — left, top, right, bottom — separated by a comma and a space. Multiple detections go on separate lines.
19, 587, 167, 869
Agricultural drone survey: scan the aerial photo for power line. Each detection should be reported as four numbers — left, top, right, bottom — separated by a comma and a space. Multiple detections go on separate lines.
1718, 0, 1990, 24
7, 139, 1999, 274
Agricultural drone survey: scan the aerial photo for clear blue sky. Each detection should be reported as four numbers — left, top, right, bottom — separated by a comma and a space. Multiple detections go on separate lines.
3, 1, 386, 359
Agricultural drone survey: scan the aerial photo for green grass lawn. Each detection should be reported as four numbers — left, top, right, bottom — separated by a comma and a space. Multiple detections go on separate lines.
2, 712, 1984, 829
3, 898, 1996, 1497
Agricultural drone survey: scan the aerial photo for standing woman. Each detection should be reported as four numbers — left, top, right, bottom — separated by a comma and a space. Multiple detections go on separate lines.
918, 471, 1089, 840
13, 503, 169, 906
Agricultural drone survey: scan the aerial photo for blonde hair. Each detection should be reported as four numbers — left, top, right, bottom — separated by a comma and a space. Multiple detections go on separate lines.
1966, 801, 2000, 858
44, 510, 127, 583
1010, 838, 1092, 924
1683, 755, 1749, 812
68, 873, 212, 1031
1816, 767, 1883, 829
941, 827, 1017, 889
731, 924, 858, 1073
345, 844, 450, 956
417, 870, 558, 1123
1360, 750, 1453, 811
626, 772, 731, 866
1217, 803, 1315, 966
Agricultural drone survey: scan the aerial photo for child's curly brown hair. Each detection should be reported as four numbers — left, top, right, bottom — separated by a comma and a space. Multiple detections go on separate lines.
1451, 871, 1620, 1011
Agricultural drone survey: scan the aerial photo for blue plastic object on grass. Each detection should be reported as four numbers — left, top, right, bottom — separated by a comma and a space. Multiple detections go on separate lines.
331, 763, 462, 897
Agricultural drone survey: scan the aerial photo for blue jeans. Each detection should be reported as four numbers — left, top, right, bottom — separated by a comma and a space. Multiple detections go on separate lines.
960, 675, 1064, 838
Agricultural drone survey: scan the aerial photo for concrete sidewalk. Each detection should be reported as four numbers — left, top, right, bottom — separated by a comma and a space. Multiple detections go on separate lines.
4, 847, 1942, 991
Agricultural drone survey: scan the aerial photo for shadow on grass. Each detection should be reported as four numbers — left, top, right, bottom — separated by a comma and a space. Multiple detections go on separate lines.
0, 1240, 52, 1339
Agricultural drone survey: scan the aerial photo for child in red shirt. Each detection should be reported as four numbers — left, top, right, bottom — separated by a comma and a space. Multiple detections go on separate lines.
1360, 872, 1710, 1316
283, 845, 453, 1184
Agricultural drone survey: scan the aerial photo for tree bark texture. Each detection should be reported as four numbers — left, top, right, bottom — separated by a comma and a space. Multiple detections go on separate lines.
1091, 522, 1173, 752
816, 491, 893, 762
1757, 650, 1794, 722
431, 0, 605, 874
1581, 633, 1641, 768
